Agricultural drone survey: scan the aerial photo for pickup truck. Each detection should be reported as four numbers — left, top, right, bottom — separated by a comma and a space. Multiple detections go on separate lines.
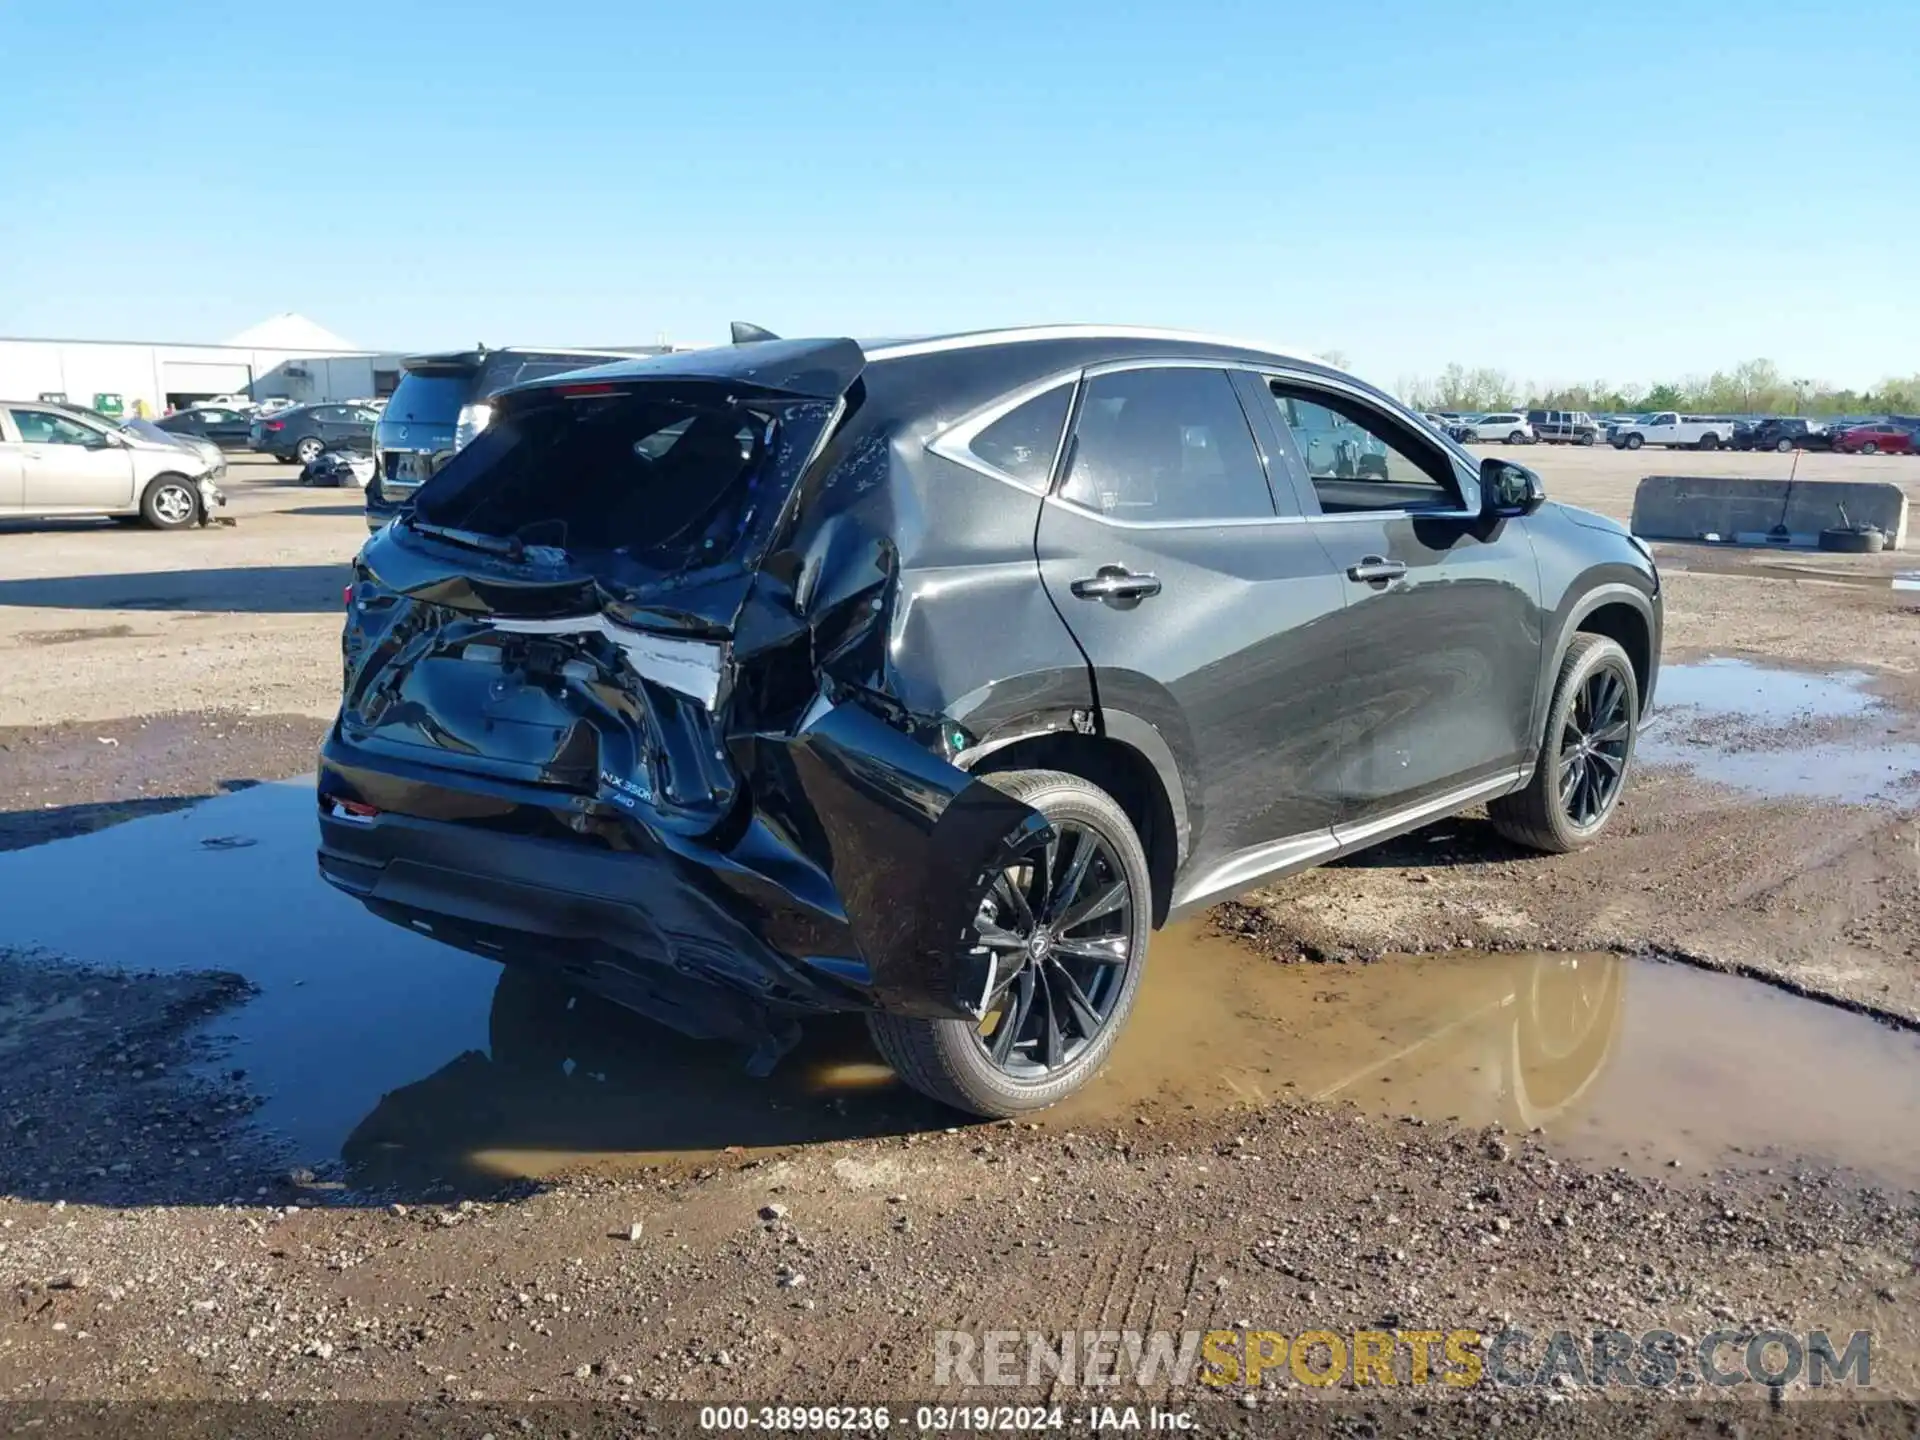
1608, 412, 1737, 451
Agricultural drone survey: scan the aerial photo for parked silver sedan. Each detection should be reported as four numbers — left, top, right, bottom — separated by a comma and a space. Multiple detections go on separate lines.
0, 401, 226, 528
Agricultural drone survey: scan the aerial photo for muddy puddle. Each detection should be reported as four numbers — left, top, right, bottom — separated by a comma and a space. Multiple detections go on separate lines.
1639, 657, 1920, 804
2, 779, 1917, 1195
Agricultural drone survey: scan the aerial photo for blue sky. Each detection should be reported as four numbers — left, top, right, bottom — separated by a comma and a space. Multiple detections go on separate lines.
2, 0, 1914, 390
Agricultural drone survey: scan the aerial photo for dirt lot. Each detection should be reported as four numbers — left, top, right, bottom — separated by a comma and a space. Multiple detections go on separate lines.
1, 447, 1917, 1427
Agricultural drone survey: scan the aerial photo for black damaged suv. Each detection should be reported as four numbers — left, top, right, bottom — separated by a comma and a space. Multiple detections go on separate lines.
318, 328, 1661, 1116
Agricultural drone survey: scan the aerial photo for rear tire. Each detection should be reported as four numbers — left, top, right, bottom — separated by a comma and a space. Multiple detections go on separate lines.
1698, 433, 1720, 451
139, 474, 198, 529
1507, 430, 1527, 446
1861, 441, 1879, 455
294, 436, 324, 465
865, 768, 1151, 1118
1776, 437, 1794, 453
1489, 634, 1638, 854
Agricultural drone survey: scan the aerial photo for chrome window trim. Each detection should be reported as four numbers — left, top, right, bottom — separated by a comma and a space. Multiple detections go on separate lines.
923, 371, 1080, 496
1043, 493, 1310, 531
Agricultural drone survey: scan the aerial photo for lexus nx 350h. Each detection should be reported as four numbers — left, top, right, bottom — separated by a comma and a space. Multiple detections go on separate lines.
318, 326, 1661, 1116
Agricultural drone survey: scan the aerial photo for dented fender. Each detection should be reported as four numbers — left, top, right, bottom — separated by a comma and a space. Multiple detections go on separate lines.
738, 700, 1047, 1018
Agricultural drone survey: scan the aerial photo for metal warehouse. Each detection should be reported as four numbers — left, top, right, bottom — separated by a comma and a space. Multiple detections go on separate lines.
0, 313, 406, 418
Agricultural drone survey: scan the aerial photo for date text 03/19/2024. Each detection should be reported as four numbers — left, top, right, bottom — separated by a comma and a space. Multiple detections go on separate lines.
697, 1405, 1195, 1431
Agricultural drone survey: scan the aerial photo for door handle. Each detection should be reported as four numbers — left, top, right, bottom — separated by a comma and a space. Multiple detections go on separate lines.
1346, 556, 1407, 584
1070, 567, 1162, 602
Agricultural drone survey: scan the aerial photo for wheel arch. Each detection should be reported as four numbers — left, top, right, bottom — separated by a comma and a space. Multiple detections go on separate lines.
959, 723, 1186, 929
1540, 583, 1657, 731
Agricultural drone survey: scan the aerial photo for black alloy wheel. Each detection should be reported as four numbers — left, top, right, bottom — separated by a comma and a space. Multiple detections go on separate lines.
864, 768, 1151, 1117
970, 821, 1134, 1078
1557, 665, 1632, 828
1488, 634, 1638, 854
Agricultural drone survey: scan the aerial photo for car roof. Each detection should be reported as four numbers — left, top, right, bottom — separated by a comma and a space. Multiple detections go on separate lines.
507, 326, 1341, 408
859, 324, 1316, 365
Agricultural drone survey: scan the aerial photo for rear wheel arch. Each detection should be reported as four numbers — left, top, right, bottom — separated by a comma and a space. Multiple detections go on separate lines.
964, 729, 1182, 928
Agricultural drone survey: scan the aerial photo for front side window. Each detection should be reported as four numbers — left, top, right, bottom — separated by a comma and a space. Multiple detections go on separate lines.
1059, 368, 1273, 523
11, 409, 102, 446
968, 384, 1071, 488
1269, 383, 1461, 515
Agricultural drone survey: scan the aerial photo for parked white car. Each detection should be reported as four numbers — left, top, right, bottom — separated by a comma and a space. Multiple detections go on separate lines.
1609, 412, 1736, 451
1451, 412, 1535, 444
0, 400, 226, 527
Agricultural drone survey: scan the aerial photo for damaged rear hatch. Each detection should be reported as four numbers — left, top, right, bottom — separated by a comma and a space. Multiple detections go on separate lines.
332, 336, 1052, 1019
339, 339, 865, 832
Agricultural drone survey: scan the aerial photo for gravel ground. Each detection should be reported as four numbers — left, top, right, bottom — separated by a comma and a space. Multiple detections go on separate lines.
1, 451, 1917, 1422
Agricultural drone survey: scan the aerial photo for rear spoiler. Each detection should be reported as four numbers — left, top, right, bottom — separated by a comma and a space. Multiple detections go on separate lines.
500, 337, 866, 406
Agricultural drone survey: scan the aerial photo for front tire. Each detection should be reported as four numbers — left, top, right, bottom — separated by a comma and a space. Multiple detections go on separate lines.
140, 474, 199, 529
866, 768, 1151, 1117
1776, 437, 1794, 453
1489, 634, 1638, 854
1860, 441, 1879, 455
1624, 433, 1644, 450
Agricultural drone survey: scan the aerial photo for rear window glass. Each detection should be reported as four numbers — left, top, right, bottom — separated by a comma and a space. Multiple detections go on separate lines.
382, 373, 472, 425
1060, 368, 1274, 523
970, 384, 1070, 487
412, 392, 837, 581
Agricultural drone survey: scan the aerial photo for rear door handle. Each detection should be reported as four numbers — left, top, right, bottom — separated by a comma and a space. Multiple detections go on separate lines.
1346, 556, 1407, 584
1070, 566, 1162, 602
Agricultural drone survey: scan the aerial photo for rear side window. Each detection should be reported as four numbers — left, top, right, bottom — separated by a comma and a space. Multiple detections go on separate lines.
1059, 368, 1273, 523
969, 384, 1071, 488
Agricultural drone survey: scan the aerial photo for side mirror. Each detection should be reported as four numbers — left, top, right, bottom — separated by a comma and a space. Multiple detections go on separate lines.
1480, 457, 1545, 518
83, 432, 120, 450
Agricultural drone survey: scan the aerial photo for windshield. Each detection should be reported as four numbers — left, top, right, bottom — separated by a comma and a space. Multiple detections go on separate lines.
119, 418, 176, 445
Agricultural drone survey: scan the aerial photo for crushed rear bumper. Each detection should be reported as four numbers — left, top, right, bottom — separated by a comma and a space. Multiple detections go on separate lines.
317, 701, 1044, 1042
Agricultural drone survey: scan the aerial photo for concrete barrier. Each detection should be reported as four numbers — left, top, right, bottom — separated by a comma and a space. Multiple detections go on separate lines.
1630, 475, 1909, 550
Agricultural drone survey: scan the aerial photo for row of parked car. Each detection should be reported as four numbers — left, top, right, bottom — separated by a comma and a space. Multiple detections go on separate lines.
153, 398, 386, 465
1423, 408, 1920, 454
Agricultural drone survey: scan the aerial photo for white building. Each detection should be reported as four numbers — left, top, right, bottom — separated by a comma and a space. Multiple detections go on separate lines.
0, 313, 407, 417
